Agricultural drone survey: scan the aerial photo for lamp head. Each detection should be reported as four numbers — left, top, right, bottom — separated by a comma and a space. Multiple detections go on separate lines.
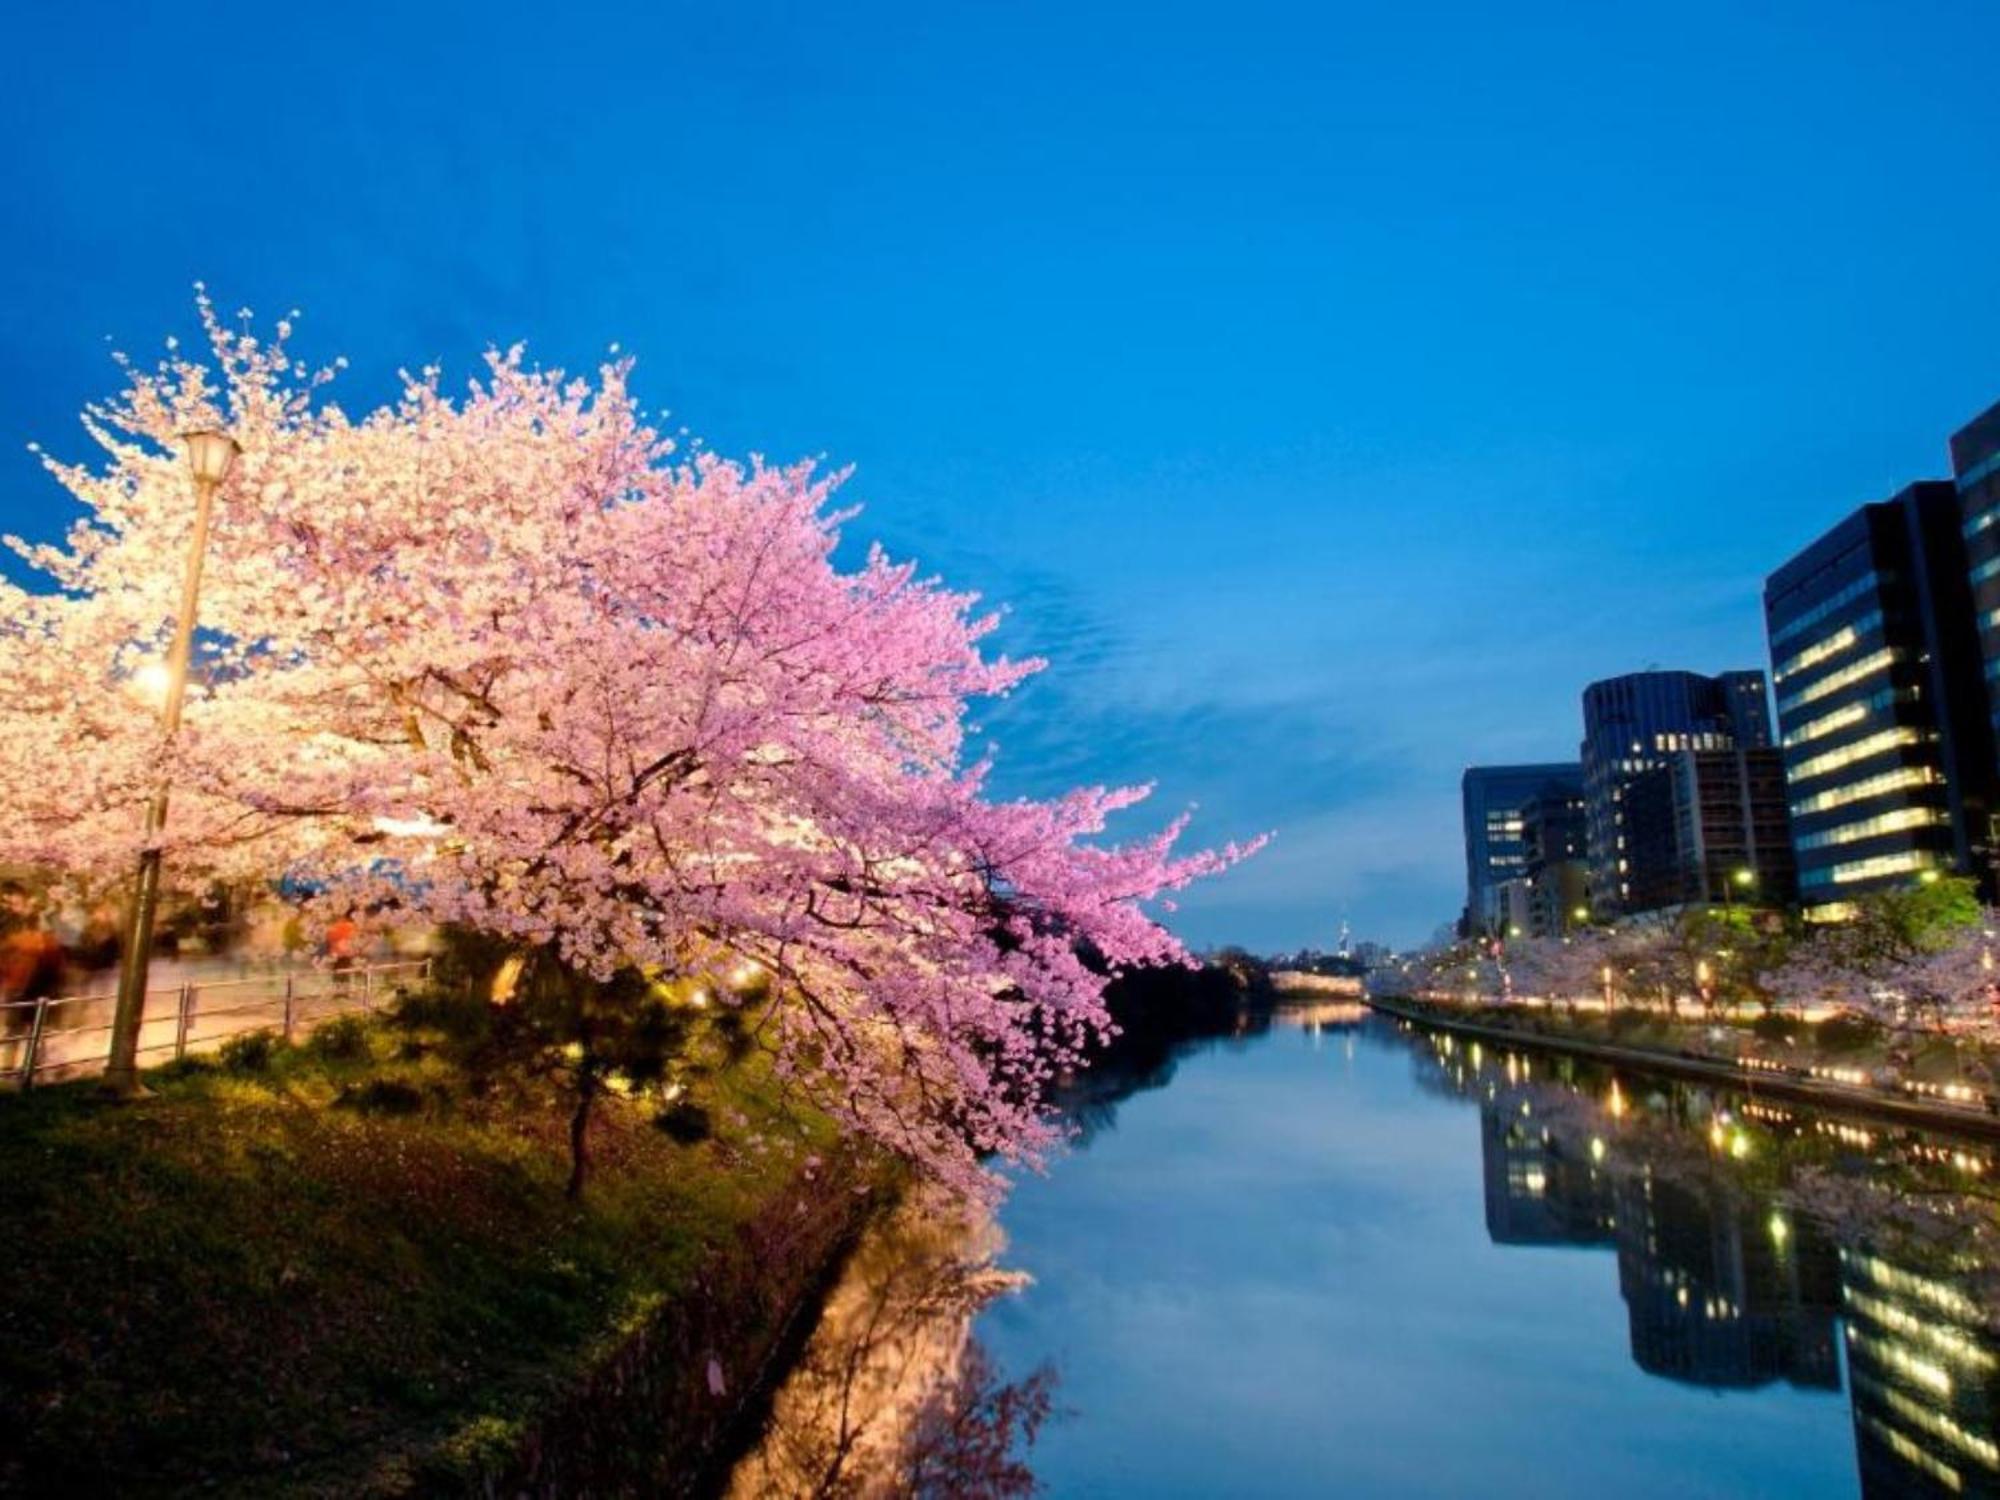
182, 429, 240, 487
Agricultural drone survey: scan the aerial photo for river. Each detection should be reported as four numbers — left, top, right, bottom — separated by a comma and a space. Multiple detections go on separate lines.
732, 1005, 2000, 1497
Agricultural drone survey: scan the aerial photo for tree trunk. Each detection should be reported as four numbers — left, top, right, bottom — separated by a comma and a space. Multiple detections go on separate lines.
566, 1070, 598, 1201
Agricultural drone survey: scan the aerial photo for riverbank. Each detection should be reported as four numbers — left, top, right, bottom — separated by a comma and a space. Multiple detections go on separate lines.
0, 1007, 883, 1497
1367, 992, 2000, 1141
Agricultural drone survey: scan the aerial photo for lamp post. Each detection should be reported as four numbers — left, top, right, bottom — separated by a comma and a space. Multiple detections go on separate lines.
1727, 866, 1755, 912
101, 430, 239, 1097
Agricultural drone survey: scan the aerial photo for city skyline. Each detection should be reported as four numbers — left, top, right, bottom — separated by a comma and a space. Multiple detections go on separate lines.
6, 3, 2000, 950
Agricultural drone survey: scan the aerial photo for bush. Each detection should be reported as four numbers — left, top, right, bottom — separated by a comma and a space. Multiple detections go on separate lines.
390, 987, 496, 1046
305, 1013, 372, 1061
218, 1029, 279, 1074
653, 1101, 712, 1145
1750, 1013, 1795, 1045
1815, 1011, 1881, 1053
150, 1054, 217, 1083
334, 1077, 428, 1116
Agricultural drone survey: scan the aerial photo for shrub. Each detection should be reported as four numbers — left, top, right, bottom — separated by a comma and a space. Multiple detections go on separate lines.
218, 1029, 279, 1074
1750, 1013, 1795, 1045
335, 1078, 427, 1116
1815, 1011, 1881, 1053
653, 1101, 712, 1145
150, 1054, 217, 1083
306, 1013, 372, 1061
390, 987, 495, 1046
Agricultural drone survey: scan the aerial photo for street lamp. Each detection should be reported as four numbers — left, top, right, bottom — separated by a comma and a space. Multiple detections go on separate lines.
1726, 866, 1755, 912
101, 430, 240, 1097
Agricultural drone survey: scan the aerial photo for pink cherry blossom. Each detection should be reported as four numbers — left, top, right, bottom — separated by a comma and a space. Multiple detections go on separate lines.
0, 298, 1262, 1196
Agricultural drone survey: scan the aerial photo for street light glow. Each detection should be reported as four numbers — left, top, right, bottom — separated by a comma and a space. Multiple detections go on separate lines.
131, 661, 172, 708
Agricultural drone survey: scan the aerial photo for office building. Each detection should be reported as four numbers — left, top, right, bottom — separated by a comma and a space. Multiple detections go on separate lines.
1579, 671, 1774, 915
1954, 398, 2000, 740
1460, 764, 1585, 938
1519, 785, 1589, 936
1620, 747, 1798, 913
1764, 483, 1999, 919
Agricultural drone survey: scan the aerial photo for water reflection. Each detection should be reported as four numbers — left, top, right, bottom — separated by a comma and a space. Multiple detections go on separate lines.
1415, 1024, 2000, 1498
725, 1189, 1057, 1499
736, 1009, 2000, 1497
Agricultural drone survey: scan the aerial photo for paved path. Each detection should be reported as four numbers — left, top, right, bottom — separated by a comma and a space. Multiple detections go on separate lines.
2, 959, 431, 1085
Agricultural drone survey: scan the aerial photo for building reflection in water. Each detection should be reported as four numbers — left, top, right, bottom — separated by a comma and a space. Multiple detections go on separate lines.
1419, 1031, 2000, 1498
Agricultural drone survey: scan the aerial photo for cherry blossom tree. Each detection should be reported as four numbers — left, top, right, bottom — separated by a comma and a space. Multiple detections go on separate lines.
0, 298, 1258, 1196
1768, 900, 2000, 1043
1501, 932, 1618, 1011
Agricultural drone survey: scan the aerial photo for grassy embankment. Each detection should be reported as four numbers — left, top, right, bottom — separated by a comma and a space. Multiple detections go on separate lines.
0, 1002, 863, 1497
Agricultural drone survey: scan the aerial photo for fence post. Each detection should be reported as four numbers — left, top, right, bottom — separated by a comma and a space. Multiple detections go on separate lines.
361, 963, 373, 1012
282, 973, 295, 1043
174, 983, 195, 1060
20, 998, 48, 1089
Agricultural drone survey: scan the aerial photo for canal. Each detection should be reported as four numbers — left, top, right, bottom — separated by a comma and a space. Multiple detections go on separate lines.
733, 1006, 2000, 1497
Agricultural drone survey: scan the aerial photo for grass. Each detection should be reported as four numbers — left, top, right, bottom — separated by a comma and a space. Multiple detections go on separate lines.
0, 999, 843, 1497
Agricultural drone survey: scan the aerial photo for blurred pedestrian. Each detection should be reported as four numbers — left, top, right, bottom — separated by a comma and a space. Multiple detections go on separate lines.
0, 884, 67, 1037
321, 915, 361, 992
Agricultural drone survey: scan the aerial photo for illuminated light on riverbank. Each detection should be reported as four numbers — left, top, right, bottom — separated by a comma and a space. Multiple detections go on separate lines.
1769, 1213, 1788, 1246
1905, 1079, 1984, 1105
1590, 1137, 1606, 1162
1607, 1081, 1628, 1118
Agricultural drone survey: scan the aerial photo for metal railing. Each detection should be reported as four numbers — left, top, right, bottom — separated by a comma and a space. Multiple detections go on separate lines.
0, 958, 433, 1088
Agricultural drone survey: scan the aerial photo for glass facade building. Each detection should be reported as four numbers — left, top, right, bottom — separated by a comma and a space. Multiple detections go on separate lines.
1460, 763, 1584, 938
1954, 398, 2000, 739
1763, 482, 1999, 920
1578, 671, 1774, 916
1620, 747, 1798, 913
1519, 786, 1589, 936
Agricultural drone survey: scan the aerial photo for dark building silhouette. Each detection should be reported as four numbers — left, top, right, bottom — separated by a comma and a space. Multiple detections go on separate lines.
1954, 399, 2000, 761
1621, 747, 1799, 912
1519, 786, 1589, 937
1579, 671, 1775, 916
1764, 483, 2000, 918
1611, 1171, 1841, 1392
1461, 764, 1584, 937
1478, 1105, 1616, 1246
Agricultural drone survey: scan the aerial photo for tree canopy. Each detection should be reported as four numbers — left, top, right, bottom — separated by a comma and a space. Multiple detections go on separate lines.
0, 299, 1257, 1194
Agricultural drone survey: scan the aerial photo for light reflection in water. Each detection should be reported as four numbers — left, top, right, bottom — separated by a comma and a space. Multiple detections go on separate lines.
726, 1188, 1056, 1498
1411, 1020, 2000, 1499
737, 1011, 2000, 1498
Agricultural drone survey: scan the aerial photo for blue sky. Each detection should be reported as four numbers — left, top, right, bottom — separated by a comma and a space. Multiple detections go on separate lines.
4, 1, 1998, 950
